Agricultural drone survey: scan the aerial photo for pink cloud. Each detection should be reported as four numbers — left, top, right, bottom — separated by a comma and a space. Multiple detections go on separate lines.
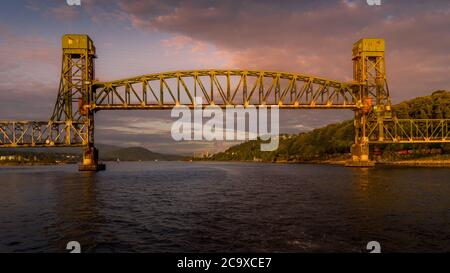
108, 0, 450, 101
161, 35, 194, 51
0, 25, 59, 98
161, 35, 211, 55
0, 26, 58, 66
46, 5, 80, 21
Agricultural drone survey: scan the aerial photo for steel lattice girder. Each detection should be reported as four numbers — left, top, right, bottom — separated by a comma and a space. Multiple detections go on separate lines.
92, 70, 361, 110
0, 121, 88, 147
367, 118, 450, 143
52, 52, 95, 122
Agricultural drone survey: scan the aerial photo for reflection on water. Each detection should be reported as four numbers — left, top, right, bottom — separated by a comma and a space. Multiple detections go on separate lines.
50, 172, 99, 252
352, 167, 370, 191
0, 162, 449, 252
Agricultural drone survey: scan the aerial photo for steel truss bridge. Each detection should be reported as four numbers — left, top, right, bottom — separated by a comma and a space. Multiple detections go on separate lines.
0, 35, 448, 170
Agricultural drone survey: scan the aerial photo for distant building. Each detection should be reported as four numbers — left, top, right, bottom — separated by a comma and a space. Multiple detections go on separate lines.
0, 155, 23, 161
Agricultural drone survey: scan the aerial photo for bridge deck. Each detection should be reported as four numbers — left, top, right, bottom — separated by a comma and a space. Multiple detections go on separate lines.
1, 118, 448, 148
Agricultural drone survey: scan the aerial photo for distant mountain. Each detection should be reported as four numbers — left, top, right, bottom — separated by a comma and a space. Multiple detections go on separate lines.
0, 143, 183, 162
96, 144, 123, 155
99, 147, 183, 161
0, 143, 121, 155
0, 146, 82, 154
210, 90, 450, 162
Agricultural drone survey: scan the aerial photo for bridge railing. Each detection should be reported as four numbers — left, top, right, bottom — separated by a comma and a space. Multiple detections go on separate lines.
92, 70, 360, 110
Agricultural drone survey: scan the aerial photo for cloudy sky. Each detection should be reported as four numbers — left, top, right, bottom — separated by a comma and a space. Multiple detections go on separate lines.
0, 0, 449, 155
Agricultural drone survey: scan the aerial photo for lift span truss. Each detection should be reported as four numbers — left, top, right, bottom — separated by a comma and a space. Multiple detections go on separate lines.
1, 118, 447, 148
0, 121, 88, 148
92, 70, 360, 110
367, 118, 450, 143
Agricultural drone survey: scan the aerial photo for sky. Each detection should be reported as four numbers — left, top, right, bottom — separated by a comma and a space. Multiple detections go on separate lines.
0, 0, 449, 155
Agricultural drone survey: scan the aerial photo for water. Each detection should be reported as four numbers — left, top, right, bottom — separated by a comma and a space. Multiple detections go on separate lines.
0, 162, 449, 253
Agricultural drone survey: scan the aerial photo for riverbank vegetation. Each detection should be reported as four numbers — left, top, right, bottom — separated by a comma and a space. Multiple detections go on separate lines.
210, 91, 450, 163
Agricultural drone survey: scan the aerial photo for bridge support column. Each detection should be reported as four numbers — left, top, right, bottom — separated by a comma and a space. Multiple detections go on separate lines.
346, 108, 375, 167
350, 143, 369, 161
79, 106, 105, 172
348, 143, 374, 167
79, 146, 105, 171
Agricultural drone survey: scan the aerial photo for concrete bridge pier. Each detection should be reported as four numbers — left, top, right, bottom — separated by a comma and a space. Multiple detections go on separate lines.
347, 143, 375, 167
79, 146, 106, 171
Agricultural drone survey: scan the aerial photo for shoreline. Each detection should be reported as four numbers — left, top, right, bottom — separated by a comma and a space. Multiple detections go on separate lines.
375, 160, 450, 167
0, 162, 76, 167
195, 158, 450, 167
2, 159, 449, 168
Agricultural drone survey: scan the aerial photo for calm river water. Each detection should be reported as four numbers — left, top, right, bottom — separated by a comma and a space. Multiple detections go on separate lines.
0, 162, 449, 252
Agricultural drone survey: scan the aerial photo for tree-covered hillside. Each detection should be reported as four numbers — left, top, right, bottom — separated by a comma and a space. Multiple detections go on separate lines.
394, 90, 450, 119
211, 91, 450, 162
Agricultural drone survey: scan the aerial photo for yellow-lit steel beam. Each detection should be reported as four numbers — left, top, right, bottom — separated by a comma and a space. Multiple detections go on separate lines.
0, 121, 88, 147
92, 70, 361, 110
367, 118, 450, 143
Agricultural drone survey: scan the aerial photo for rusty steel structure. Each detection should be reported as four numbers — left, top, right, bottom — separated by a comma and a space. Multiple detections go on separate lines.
0, 34, 449, 170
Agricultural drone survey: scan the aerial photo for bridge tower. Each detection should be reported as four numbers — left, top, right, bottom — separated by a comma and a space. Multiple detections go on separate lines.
351, 38, 391, 165
52, 34, 104, 171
